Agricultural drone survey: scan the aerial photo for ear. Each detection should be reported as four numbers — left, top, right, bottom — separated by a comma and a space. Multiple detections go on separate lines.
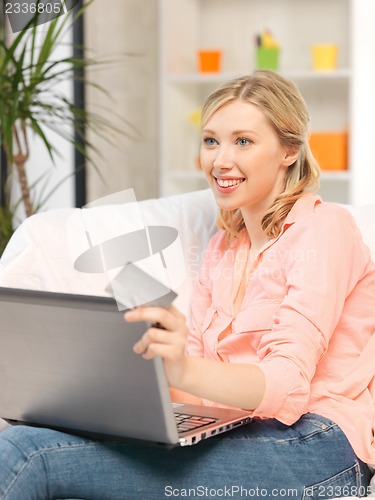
281, 148, 299, 168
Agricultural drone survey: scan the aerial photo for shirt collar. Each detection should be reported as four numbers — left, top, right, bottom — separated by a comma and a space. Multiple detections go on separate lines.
282, 192, 322, 229
255, 193, 322, 255
235, 192, 322, 253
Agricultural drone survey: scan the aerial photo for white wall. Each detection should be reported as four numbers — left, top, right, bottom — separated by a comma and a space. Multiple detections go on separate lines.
84, 0, 159, 204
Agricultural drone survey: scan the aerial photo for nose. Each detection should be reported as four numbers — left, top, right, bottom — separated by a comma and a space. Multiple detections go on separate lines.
212, 145, 235, 171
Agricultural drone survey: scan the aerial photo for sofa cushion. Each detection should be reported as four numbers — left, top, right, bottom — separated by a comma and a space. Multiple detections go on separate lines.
0, 189, 218, 319
345, 204, 375, 261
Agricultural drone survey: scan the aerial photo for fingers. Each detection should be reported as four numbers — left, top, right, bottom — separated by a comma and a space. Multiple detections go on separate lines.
168, 305, 186, 321
125, 306, 188, 363
126, 306, 188, 387
124, 306, 185, 332
132, 326, 168, 354
132, 326, 185, 359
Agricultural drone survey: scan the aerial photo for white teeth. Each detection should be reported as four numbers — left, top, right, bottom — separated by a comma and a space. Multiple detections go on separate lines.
216, 178, 243, 188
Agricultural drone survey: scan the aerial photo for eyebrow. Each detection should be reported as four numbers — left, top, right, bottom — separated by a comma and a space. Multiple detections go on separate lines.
231, 130, 259, 136
201, 128, 258, 136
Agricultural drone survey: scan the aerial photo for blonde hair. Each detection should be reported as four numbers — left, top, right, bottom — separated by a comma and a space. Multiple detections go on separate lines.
200, 70, 320, 241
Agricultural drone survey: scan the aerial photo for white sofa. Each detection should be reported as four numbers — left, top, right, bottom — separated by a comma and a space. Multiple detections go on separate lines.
0, 188, 374, 498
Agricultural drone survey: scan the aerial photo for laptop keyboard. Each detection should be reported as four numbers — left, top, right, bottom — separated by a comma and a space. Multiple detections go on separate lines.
175, 412, 218, 434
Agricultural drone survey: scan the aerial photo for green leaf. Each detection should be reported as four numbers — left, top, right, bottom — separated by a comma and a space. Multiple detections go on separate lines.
0, 0, 136, 228
28, 116, 55, 162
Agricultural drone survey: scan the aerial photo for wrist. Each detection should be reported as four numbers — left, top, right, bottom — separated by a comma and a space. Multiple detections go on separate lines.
174, 355, 203, 394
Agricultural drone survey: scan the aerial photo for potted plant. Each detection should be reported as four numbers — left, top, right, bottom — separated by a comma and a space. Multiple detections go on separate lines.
0, 1, 127, 254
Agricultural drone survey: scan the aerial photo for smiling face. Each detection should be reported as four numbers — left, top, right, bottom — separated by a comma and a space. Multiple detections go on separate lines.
200, 99, 297, 219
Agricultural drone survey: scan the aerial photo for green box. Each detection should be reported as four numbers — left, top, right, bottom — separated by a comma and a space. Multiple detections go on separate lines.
256, 47, 280, 70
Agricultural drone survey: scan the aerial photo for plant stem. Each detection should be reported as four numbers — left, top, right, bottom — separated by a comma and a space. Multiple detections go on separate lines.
13, 123, 34, 217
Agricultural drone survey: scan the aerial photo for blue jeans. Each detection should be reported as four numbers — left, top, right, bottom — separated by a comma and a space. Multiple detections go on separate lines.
0, 414, 371, 500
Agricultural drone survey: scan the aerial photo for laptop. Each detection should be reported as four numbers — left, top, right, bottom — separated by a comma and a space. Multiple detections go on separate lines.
0, 286, 251, 446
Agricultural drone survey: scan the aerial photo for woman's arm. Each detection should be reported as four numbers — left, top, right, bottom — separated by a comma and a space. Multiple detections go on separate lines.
125, 305, 265, 410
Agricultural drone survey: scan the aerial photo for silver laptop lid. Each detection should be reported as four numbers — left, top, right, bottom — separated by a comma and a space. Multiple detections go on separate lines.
0, 287, 180, 444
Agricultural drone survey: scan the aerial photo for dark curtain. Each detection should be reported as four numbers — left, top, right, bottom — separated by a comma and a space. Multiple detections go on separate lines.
0, 4, 7, 209
73, 0, 86, 207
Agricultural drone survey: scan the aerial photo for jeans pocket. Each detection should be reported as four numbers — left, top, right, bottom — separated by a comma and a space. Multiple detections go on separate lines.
302, 463, 363, 499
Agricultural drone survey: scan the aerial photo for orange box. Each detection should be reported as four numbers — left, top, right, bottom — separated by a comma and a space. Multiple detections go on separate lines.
197, 50, 222, 73
309, 131, 348, 170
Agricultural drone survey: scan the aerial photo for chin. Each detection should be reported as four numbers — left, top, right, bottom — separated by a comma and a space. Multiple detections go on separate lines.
213, 194, 240, 212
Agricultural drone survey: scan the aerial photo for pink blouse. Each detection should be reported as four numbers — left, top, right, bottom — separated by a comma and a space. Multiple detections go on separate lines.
187, 193, 375, 464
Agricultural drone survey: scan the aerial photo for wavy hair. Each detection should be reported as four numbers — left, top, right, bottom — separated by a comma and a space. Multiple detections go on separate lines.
200, 70, 320, 241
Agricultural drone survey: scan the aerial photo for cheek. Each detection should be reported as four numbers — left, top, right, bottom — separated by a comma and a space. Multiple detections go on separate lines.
199, 149, 212, 173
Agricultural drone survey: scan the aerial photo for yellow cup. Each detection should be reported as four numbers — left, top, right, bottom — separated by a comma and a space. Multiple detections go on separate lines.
311, 44, 338, 71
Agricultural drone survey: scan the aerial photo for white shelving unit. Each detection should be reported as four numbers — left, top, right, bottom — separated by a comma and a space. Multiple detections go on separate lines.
158, 0, 375, 205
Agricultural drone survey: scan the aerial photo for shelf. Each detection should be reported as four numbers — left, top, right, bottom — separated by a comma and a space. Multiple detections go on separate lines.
166, 169, 351, 182
284, 68, 351, 81
159, 0, 357, 203
167, 68, 351, 85
320, 170, 351, 181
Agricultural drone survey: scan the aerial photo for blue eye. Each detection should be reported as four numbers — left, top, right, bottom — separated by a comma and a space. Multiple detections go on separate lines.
203, 137, 217, 146
237, 137, 251, 146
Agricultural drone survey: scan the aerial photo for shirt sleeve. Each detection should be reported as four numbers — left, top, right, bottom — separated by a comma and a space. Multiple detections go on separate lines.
253, 203, 372, 424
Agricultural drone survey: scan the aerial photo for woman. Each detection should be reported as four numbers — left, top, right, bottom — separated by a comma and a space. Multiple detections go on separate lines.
0, 71, 374, 499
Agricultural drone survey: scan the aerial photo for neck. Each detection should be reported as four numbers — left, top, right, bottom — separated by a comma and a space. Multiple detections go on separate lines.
241, 209, 271, 252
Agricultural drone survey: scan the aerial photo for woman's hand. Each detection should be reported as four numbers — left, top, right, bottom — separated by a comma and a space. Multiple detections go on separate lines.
125, 306, 265, 410
124, 305, 190, 389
